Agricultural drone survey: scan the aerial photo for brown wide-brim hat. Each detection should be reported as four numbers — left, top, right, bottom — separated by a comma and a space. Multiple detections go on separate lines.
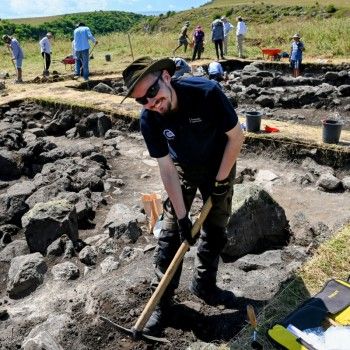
121, 56, 176, 103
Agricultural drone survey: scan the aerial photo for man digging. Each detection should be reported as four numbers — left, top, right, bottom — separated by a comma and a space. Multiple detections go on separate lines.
122, 57, 244, 336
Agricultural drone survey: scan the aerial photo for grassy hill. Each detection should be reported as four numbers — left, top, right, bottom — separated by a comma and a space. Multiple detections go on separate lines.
0, 0, 350, 76
0, 11, 145, 40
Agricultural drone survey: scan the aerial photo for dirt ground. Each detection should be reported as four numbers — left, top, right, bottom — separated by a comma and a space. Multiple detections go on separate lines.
0, 62, 350, 349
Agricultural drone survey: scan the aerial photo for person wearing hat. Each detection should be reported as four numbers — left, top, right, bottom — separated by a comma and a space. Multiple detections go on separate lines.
39, 32, 53, 76
122, 56, 244, 336
73, 22, 98, 81
173, 21, 190, 55
192, 25, 205, 61
172, 57, 192, 78
221, 16, 234, 56
236, 16, 247, 58
290, 33, 305, 77
2, 34, 24, 83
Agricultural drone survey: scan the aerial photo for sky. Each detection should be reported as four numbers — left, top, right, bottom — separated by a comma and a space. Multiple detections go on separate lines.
1, 0, 209, 19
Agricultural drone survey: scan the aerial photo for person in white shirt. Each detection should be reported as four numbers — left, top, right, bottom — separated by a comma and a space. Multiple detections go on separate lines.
236, 16, 247, 58
39, 32, 53, 75
221, 16, 234, 56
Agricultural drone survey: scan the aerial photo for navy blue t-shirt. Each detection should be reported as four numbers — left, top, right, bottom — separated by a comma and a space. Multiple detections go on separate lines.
140, 77, 238, 170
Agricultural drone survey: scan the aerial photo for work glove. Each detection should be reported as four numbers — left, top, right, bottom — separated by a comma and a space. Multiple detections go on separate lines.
178, 216, 197, 245
212, 177, 231, 201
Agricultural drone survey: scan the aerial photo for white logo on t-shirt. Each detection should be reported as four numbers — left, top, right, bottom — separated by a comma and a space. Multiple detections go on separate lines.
163, 129, 175, 140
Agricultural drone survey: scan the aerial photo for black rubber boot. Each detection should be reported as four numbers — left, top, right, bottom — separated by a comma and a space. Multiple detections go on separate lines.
189, 280, 237, 308
143, 299, 172, 336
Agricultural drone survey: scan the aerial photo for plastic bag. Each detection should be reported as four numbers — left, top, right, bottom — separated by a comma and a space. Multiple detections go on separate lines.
141, 193, 163, 233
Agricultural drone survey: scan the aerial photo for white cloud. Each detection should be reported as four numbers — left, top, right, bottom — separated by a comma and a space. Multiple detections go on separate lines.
8, 0, 108, 18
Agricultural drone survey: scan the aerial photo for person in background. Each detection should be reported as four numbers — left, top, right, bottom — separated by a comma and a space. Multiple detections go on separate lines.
71, 38, 76, 59
121, 56, 244, 336
211, 18, 225, 60
172, 57, 192, 78
2, 34, 24, 83
39, 32, 53, 76
236, 16, 247, 58
192, 25, 205, 61
173, 21, 190, 55
208, 60, 226, 82
73, 22, 98, 81
290, 33, 305, 78
221, 16, 234, 56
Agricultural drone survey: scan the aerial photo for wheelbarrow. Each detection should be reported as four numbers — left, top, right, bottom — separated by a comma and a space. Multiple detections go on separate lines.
261, 48, 281, 61
61, 56, 76, 70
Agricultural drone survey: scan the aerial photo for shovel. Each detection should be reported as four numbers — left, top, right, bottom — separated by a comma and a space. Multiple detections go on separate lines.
89, 43, 97, 59
101, 197, 213, 343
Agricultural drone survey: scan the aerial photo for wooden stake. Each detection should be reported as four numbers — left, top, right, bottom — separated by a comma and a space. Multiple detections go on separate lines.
127, 33, 134, 61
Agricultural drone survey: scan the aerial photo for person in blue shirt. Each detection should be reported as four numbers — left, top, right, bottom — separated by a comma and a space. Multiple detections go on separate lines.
73, 22, 98, 81
121, 57, 244, 336
2, 35, 24, 83
208, 60, 226, 82
221, 16, 234, 56
290, 33, 305, 78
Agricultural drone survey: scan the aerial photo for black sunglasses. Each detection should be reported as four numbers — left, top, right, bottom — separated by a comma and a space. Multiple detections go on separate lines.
135, 73, 162, 105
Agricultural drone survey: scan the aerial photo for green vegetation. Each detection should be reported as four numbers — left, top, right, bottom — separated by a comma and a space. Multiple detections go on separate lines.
0, 0, 349, 78
0, 11, 145, 40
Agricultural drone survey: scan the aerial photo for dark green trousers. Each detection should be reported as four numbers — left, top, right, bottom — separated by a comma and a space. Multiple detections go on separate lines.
151, 163, 236, 298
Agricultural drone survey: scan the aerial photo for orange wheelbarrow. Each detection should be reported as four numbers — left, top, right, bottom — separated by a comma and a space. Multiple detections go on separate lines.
261, 48, 281, 61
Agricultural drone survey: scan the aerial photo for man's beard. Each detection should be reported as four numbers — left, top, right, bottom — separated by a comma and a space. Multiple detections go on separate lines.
160, 100, 173, 117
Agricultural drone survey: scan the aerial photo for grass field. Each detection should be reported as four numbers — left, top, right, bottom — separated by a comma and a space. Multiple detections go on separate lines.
230, 225, 350, 349
1, 13, 349, 80
209, 0, 350, 7
1, 0, 350, 79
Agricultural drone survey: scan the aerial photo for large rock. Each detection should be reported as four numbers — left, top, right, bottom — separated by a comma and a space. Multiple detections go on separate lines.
0, 149, 22, 180
316, 173, 341, 191
0, 192, 29, 226
103, 203, 146, 228
92, 82, 115, 94
222, 184, 290, 259
7, 252, 47, 298
51, 261, 79, 280
22, 331, 64, 350
22, 199, 78, 254
233, 250, 283, 271
0, 239, 29, 262
22, 314, 70, 349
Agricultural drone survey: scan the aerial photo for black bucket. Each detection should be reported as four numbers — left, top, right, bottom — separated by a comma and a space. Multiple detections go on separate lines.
322, 119, 343, 144
105, 54, 111, 62
245, 111, 262, 132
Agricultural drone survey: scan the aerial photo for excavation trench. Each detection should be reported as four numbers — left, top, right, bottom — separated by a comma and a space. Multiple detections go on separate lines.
0, 98, 349, 350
